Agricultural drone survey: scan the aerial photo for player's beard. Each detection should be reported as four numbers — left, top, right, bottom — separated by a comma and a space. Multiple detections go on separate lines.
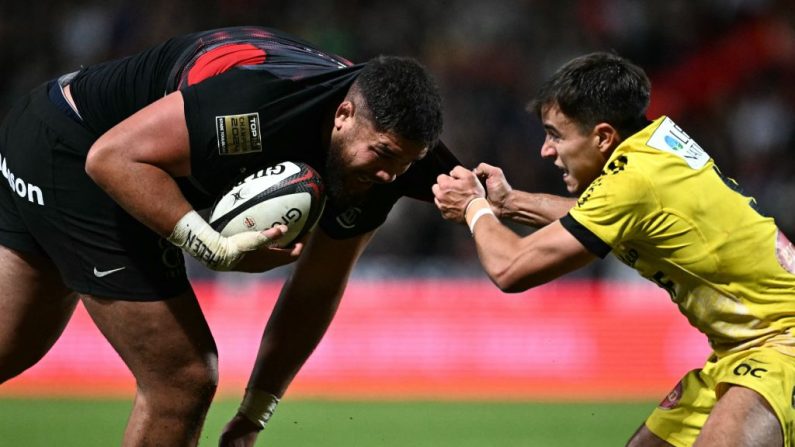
325, 139, 368, 210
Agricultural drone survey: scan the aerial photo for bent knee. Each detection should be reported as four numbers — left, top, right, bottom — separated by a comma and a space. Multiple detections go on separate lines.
138, 355, 219, 402
172, 357, 219, 397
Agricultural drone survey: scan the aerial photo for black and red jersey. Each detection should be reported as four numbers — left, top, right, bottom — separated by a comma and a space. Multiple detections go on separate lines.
69, 26, 459, 239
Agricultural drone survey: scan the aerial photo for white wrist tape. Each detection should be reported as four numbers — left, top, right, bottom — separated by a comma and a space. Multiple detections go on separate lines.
238, 388, 280, 430
168, 210, 266, 271
464, 197, 495, 235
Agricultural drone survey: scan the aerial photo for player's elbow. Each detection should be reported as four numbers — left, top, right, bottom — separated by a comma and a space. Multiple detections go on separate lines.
85, 138, 117, 186
486, 253, 552, 293
488, 265, 535, 294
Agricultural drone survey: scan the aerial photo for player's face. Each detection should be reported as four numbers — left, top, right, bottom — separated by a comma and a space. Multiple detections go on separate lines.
327, 103, 428, 206
539, 104, 608, 195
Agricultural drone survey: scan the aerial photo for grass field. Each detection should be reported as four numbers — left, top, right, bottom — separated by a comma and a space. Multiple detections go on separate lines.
0, 398, 656, 446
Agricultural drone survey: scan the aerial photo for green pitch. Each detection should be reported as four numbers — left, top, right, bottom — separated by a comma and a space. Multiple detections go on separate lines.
0, 398, 655, 446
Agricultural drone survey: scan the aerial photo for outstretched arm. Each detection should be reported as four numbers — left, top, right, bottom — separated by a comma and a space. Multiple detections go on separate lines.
220, 228, 373, 446
434, 166, 595, 292
474, 163, 575, 228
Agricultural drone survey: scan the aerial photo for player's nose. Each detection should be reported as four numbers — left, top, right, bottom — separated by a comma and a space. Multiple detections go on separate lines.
540, 143, 557, 159
372, 169, 397, 184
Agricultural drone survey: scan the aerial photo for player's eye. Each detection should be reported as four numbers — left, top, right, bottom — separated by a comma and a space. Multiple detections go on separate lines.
372, 146, 397, 160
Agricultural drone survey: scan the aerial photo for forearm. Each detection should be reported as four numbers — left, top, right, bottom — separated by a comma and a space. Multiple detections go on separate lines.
500, 191, 575, 228
469, 215, 532, 292
245, 231, 370, 395
471, 217, 596, 293
87, 158, 192, 236
247, 280, 345, 396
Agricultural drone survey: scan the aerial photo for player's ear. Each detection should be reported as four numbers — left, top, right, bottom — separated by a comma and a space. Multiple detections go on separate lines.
594, 122, 619, 156
334, 101, 355, 130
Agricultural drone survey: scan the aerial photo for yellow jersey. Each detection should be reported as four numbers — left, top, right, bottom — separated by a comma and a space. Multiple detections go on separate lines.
564, 116, 795, 357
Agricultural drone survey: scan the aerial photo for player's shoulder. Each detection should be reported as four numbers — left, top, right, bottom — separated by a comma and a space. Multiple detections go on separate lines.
577, 151, 654, 211
620, 116, 712, 172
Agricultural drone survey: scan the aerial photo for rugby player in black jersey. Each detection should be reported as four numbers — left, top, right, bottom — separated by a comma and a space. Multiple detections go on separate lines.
0, 26, 457, 446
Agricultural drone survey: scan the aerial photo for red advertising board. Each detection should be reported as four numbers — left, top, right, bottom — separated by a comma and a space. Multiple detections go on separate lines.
0, 279, 711, 400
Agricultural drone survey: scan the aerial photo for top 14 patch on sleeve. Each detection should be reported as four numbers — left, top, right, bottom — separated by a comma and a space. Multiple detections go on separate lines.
215, 113, 263, 155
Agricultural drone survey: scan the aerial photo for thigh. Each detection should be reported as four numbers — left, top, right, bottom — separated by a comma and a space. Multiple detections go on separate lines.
81, 288, 218, 388
696, 385, 782, 447
698, 347, 793, 446
0, 245, 77, 379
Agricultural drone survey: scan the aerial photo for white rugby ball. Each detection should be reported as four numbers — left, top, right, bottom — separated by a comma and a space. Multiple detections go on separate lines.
209, 161, 326, 247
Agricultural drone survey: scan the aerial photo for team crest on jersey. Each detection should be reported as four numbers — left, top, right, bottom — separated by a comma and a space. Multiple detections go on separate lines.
336, 207, 362, 229
658, 381, 683, 410
776, 231, 795, 274
646, 118, 709, 169
215, 113, 263, 155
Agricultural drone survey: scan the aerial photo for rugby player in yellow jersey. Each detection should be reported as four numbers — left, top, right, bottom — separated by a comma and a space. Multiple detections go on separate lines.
433, 52, 795, 446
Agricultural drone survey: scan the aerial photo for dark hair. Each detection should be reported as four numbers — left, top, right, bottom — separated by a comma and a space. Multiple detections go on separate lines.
530, 52, 651, 137
351, 56, 443, 147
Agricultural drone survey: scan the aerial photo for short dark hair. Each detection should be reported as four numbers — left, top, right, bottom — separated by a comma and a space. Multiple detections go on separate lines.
530, 52, 651, 137
351, 56, 443, 147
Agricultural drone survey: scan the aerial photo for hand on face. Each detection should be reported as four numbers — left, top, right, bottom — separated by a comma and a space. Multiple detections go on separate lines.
432, 165, 486, 223
473, 163, 512, 218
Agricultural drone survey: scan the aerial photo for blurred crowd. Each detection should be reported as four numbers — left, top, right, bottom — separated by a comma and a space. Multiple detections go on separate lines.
1, 0, 793, 280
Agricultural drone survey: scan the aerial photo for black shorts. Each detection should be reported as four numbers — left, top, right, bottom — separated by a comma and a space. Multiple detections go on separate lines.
0, 82, 189, 300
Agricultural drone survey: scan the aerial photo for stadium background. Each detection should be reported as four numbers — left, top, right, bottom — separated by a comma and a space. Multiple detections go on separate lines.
0, 1, 793, 445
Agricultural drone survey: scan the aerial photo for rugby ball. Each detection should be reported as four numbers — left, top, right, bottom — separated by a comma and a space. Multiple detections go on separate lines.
209, 161, 326, 247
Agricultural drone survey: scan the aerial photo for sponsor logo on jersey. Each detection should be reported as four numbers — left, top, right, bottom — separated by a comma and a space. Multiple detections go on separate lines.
606, 155, 628, 175
617, 247, 639, 267
576, 176, 603, 207
336, 207, 362, 229
732, 362, 768, 378
658, 381, 683, 410
646, 117, 709, 169
216, 112, 263, 155
0, 153, 44, 205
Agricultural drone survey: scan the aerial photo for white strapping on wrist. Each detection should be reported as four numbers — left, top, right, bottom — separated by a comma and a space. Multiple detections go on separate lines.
464, 197, 495, 234
238, 388, 280, 430
468, 207, 495, 234
167, 210, 230, 269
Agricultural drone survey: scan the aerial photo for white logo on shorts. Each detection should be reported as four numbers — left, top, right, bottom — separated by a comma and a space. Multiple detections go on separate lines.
0, 152, 44, 205
93, 267, 126, 278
